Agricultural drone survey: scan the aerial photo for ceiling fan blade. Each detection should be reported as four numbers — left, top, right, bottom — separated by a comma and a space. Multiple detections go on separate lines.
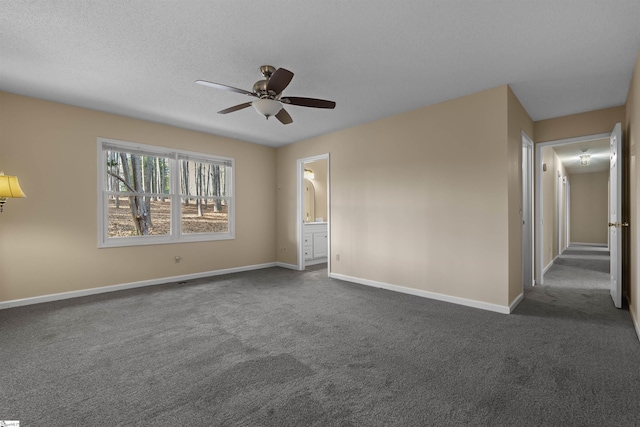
218, 102, 252, 114
275, 108, 293, 125
196, 80, 255, 97
267, 68, 294, 94
282, 97, 336, 109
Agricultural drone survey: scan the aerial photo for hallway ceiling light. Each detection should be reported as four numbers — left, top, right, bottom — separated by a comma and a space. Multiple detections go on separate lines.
304, 169, 315, 180
579, 148, 590, 166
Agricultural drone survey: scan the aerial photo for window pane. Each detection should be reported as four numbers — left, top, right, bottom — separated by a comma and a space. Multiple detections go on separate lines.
106, 151, 170, 195
181, 198, 229, 234
181, 161, 230, 197
108, 196, 171, 237
100, 138, 234, 247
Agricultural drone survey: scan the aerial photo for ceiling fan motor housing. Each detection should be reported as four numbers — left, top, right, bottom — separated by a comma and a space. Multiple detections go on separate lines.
253, 80, 271, 97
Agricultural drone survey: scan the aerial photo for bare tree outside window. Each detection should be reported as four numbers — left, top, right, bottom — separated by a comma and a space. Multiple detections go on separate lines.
180, 158, 230, 234
100, 140, 234, 246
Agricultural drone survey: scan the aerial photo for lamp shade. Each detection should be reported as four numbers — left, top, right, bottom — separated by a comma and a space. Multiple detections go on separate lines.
0, 172, 27, 198
252, 98, 282, 118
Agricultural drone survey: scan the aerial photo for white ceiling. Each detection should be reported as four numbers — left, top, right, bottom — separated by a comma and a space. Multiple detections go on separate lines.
553, 138, 610, 175
1, 1, 639, 147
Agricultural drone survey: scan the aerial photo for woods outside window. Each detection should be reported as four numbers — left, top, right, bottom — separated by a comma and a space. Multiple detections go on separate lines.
98, 138, 234, 248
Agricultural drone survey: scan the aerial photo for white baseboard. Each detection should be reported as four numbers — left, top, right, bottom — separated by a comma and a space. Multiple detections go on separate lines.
543, 256, 557, 275
1, 264, 524, 317
329, 273, 512, 314
305, 257, 327, 266
630, 303, 640, 343
570, 242, 608, 247
0, 262, 278, 310
275, 262, 299, 270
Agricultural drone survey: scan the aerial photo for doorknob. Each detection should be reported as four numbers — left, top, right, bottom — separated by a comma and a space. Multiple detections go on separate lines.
608, 222, 630, 227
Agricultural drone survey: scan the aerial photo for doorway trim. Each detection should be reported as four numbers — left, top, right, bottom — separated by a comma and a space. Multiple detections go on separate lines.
522, 132, 534, 288
565, 178, 571, 246
557, 171, 563, 255
534, 132, 609, 285
297, 153, 330, 272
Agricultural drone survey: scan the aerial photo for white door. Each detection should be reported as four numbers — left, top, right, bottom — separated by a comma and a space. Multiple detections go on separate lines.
609, 123, 623, 308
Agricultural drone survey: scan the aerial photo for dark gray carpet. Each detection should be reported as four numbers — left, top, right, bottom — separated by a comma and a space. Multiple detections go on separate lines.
1, 258, 639, 426
545, 245, 610, 285
561, 245, 609, 258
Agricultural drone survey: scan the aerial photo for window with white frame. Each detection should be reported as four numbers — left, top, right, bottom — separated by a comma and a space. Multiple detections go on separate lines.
98, 138, 234, 247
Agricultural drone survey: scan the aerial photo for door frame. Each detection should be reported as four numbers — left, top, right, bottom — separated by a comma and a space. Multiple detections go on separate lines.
522, 132, 534, 287
565, 179, 571, 246
296, 153, 330, 271
557, 171, 563, 255
534, 132, 610, 285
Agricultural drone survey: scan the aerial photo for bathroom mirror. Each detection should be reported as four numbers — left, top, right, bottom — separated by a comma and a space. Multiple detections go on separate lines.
304, 178, 315, 222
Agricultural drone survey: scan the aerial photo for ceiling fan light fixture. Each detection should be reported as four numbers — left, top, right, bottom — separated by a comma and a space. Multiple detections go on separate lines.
252, 98, 282, 119
197, 66, 335, 125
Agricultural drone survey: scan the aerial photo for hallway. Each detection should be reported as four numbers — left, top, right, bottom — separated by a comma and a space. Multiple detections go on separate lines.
545, 244, 610, 290
523, 243, 622, 320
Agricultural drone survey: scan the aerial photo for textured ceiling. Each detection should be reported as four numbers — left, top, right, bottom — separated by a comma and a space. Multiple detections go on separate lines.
1, 1, 639, 147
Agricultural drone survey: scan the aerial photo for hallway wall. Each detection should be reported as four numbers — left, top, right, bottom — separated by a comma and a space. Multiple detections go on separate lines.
569, 171, 608, 245
535, 106, 626, 143
626, 48, 640, 338
541, 148, 568, 270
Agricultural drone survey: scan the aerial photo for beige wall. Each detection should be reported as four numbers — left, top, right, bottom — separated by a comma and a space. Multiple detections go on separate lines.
277, 85, 525, 308
569, 172, 608, 244
535, 106, 626, 143
627, 48, 640, 336
0, 92, 277, 302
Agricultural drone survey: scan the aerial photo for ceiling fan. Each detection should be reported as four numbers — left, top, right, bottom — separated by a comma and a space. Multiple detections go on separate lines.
196, 65, 336, 125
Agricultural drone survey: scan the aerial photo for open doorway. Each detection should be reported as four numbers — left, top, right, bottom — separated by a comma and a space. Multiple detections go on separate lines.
297, 154, 330, 271
534, 124, 623, 308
